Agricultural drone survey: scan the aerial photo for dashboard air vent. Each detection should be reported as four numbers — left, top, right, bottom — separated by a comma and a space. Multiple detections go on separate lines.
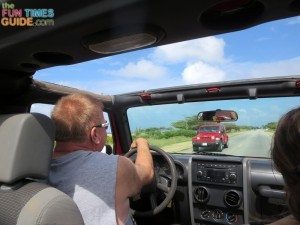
194, 186, 209, 203
224, 190, 241, 207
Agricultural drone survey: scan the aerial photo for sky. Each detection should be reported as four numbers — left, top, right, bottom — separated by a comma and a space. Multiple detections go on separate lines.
32, 16, 300, 130
127, 97, 300, 130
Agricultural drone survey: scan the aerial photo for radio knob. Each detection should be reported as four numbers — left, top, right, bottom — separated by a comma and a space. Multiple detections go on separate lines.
229, 173, 237, 182
197, 170, 203, 179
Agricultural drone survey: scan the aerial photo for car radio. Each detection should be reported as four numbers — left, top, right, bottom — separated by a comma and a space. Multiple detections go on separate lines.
196, 163, 238, 184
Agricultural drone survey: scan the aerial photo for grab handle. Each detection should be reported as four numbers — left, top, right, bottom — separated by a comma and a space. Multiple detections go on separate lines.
258, 185, 286, 199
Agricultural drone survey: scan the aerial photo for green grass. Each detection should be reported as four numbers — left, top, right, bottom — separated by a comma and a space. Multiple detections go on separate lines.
163, 141, 192, 153
147, 136, 191, 148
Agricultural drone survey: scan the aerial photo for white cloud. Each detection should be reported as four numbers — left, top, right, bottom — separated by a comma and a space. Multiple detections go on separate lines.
179, 56, 300, 86
153, 36, 225, 64
97, 79, 181, 94
182, 61, 226, 84
249, 57, 300, 78
43, 56, 300, 95
54, 77, 182, 95
217, 57, 300, 81
287, 16, 300, 25
34, 30, 300, 95
103, 59, 167, 80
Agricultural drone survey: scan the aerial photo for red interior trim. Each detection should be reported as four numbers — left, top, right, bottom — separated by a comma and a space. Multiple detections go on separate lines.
206, 87, 221, 93
109, 113, 123, 155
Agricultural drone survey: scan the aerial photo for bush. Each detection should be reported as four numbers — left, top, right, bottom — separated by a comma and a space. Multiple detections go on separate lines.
263, 122, 278, 130
106, 135, 113, 145
132, 127, 195, 139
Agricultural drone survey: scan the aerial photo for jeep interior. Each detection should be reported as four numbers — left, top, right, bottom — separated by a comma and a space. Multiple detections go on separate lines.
1, 0, 300, 225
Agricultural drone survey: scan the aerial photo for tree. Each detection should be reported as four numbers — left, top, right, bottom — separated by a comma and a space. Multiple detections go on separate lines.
171, 115, 199, 130
224, 123, 239, 132
263, 122, 278, 130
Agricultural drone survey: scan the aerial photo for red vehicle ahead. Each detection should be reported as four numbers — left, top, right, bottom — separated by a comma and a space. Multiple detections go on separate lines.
192, 124, 229, 152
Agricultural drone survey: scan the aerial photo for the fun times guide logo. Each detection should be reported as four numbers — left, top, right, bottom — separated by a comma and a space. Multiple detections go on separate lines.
1, 2, 55, 27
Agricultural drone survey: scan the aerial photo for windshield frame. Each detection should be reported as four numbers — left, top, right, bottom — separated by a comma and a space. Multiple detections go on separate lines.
126, 76, 300, 157
109, 76, 300, 155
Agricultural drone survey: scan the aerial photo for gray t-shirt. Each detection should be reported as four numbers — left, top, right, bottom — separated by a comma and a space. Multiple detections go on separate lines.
48, 150, 120, 225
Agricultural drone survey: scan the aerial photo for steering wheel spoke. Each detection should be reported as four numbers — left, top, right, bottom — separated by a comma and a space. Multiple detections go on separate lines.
157, 182, 170, 193
149, 193, 158, 209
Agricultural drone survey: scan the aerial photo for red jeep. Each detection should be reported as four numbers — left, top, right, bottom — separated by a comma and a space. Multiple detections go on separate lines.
192, 124, 228, 152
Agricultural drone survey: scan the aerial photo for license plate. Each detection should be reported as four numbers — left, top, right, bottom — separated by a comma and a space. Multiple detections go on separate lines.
202, 143, 207, 146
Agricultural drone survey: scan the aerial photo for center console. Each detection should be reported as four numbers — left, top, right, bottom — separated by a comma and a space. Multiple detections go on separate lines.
189, 157, 244, 225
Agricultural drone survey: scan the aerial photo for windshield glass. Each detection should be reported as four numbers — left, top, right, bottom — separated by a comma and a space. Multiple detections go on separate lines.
128, 96, 300, 158
198, 126, 220, 132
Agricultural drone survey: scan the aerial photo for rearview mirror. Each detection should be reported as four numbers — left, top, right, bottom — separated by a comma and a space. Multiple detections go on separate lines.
197, 109, 238, 122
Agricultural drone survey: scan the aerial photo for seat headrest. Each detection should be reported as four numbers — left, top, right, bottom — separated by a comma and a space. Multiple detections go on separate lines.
0, 113, 55, 184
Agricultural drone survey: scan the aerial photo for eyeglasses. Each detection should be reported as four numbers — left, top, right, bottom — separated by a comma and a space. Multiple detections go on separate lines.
93, 121, 109, 130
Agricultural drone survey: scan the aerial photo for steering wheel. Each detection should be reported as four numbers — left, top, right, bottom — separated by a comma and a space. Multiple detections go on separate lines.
124, 145, 178, 217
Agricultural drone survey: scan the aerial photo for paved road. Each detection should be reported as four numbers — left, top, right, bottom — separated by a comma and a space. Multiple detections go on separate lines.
172, 130, 273, 157
222, 129, 272, 157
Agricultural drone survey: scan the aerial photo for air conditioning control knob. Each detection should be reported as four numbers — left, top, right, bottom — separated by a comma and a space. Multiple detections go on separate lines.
226, 212, 238, 223
212, 209, 224, 220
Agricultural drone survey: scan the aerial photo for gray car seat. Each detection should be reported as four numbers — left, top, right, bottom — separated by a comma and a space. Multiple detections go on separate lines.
0, 113, 84, 225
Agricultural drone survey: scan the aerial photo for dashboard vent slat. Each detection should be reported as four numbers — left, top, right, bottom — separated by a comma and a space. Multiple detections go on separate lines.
194, 186, 209, 203
224, 190, 241, 207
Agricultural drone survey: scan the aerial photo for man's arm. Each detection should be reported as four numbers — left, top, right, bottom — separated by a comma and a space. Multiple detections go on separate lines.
115, 138, 154, 224
130, 138, 154, 191
117, 138, 154, 196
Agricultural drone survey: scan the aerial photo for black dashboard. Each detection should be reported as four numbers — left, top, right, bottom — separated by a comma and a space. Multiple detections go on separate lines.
155, 153, 288, 225
191, 158, 243, 224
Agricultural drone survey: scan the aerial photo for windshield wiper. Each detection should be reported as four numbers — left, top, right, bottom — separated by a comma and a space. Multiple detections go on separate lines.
193, 152, 234, 157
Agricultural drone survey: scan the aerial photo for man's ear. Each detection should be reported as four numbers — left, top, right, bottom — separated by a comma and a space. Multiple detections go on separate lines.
90, 127, 101, 144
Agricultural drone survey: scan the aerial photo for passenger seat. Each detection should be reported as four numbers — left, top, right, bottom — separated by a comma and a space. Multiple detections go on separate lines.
0, 113, 84, 225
